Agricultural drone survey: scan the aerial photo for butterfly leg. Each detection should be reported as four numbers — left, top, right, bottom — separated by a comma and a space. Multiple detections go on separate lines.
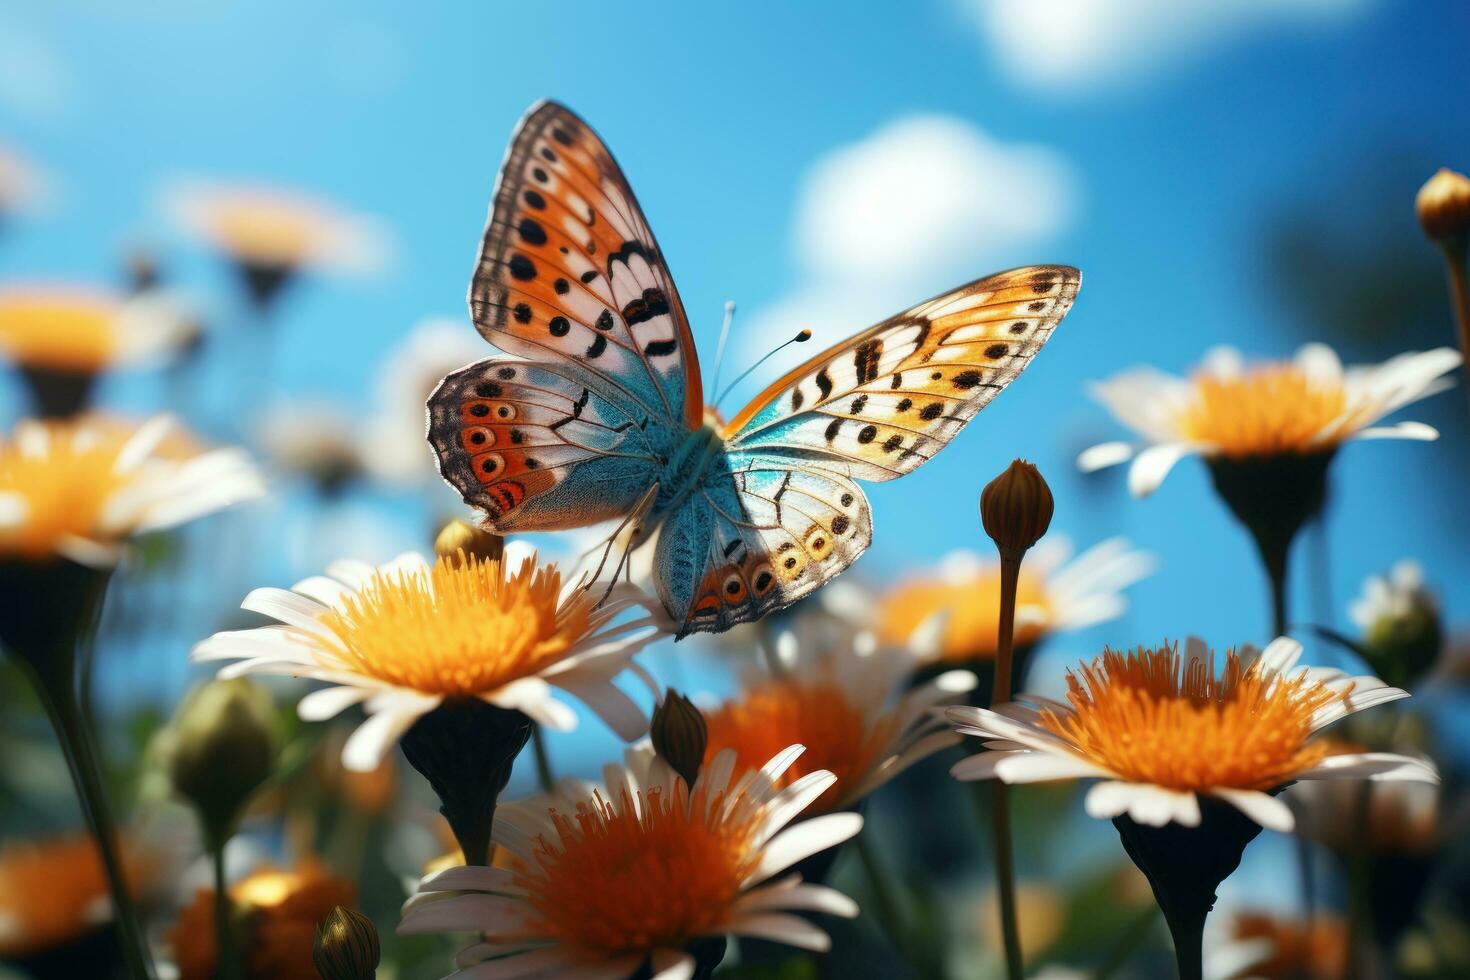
586, 481, 660, 608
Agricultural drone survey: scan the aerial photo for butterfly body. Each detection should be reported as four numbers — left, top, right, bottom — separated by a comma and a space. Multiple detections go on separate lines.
428, 101, 1080, 636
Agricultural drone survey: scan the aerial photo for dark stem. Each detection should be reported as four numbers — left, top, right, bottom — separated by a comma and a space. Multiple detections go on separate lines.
1344, 783, 1373, 980
210, 834, 243, 980
531, 723, 555, 793
29, 669, 154, 979
1169, 920, 1204, 980
991, 553, 1025, 980
1438, 241, 1470, 416
991, 781, 1024, 980
1259, 531, 1290, 639
399, 700, 530, 866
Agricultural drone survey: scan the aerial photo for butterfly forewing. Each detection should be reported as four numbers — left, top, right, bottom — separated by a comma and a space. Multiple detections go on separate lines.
723, 266, 1080, 480
466, 100, 703, 429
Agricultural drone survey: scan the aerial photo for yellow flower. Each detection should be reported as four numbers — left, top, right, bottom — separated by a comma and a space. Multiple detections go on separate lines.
1079, 343, 1460, 496
167, 182, 386, 277
876, 538, 1153, 663
702, 643, 974, 813
950, 638, 1437, 831
402, 745, 863, 976
170, 862, 354, 980
0, 416, 263, 567
0, 835, 141, 960
0, 288, 192, 375
195, 548, 659, 770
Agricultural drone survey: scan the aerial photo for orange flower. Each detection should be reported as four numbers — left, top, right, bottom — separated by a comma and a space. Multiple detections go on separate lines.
0, 835, 142, 960
170, 862, 354, 980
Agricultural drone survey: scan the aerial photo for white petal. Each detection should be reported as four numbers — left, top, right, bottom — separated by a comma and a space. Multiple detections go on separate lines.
343, 699, 436, 771
1256, 636, 1303, 676
994, 752, 1108, 783
1077, 441, 1135, 473
725, 912, 831, 952
548, 673, 647, 741
746, 813, 863, 886
736, 882, 859, 919
1127, 443, 1197, 497
1210, 788, 1294, 832
297, 685, 374, 721
0, 492, 29, 528
396, 893, 525, 934
1084, 782, 1199, 827
1351, 421, 1439, 441
649, 949, 696, 980
421, 865, 522, 894
1293, 752, 1439, 784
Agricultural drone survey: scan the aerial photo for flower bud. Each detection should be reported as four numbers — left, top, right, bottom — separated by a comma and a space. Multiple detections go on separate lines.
1417, 168, 1470, 244
434, 519, 504, 565
980, 460, 1053, 560
313, 905, 380, 980
167, 678, 277, 842
1350, 562, 1442, 690
650, 690, 707, 789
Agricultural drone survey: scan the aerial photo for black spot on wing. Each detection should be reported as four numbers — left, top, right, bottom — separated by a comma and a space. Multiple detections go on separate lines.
815, 368, 833, 400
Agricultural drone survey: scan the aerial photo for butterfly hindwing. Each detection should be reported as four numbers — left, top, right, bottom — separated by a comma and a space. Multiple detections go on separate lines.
466, 101, 703, 430
428, 357, 666, 531
723, 266, 1080, 480
654, 453, 871, 635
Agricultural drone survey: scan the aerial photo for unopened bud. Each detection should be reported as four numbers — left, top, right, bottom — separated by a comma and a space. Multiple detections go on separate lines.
650, 690, 707, 789
1417, 168, 1470, 244
168, 679, 277, 842
434, 519, 504, 565
980, 460, 1053, 560
313, 905, 380, 980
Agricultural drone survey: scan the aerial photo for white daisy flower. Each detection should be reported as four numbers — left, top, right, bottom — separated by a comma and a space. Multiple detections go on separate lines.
0, 415, 264, 567
947, 637, 1438, 833
1077, 343, 1460, 497
363, 318, 487, 487
874, 537, 1155, 664
193, 549, 663, 771
1349, 560, 1437, 635
701, 632, 978, 814
399, 743, 864, 978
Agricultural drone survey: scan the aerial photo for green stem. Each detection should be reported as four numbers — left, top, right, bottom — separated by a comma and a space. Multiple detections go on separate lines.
531, 724, 555, 792
991, 554, 1025, 980
29, 669, 154, 979
853, 833, 913, 964
1093, 904, 1161, 980
211, 837, 244, 980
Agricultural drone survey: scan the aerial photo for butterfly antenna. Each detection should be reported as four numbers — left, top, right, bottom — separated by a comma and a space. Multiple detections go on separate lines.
708, 301, 737, 398
714, 329, 813, 407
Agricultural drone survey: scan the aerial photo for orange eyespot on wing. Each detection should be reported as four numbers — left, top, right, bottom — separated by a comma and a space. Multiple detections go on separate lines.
466, 100, 703, 429
427, 357, 662, 532
723, 265, 1081, 482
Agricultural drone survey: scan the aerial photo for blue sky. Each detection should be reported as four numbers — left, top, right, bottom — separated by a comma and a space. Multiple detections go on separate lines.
3, 0, 1468, 683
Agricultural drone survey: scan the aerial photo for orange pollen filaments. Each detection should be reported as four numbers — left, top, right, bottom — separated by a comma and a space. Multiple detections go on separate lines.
1175, 366, 1370, 458
880, 569, 1052, 661
703, 677, 893, 813
317, 554, 588, 697
515, 785, 762, 954
0, 426, 130, 559
0, 296, 120, 371
1040, 645, 1346, 792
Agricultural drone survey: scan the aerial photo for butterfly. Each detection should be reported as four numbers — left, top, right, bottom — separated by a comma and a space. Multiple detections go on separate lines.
428, 101, 1080, 637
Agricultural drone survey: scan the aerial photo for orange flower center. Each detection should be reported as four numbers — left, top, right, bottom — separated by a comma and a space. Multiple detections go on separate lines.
879, 567, 1052, 661
1174, 366, 1369, 458
513, 784, 762, 955
316, 554, 589, 697
0, 295, 119, 371
0, 423, 132, 560
1040, 646, 1344, 792
703, 677, 893, 813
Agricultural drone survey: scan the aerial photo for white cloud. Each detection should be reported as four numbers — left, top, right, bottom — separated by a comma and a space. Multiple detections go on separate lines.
958, 0, 1372, 93
725, 115, 1076, 404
